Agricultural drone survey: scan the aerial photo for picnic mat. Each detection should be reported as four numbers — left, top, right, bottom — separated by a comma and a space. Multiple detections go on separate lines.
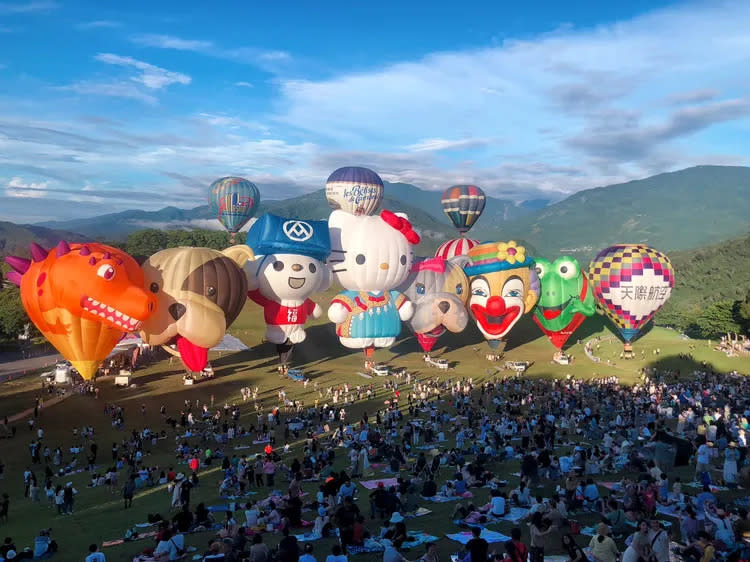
347, 538, 387, 555
656, 504, 682, 518
501, 507, 529, 523
402, 531, 439, 549
446, 530, 511, 544
599, 481, 623, 491
406, 507, 433, 518
360, 477, 398, 490
422, 492, 472, 503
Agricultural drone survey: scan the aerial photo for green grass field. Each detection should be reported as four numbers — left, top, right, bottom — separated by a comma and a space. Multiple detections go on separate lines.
0, 297, 748, 561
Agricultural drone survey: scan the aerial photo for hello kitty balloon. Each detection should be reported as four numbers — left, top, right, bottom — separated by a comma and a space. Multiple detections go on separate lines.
328, 209, 420, 352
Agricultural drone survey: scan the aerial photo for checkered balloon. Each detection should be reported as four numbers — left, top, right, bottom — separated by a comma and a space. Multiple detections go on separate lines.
588, 244, 675, 342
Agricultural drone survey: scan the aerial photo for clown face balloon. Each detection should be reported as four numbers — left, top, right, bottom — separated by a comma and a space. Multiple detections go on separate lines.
462, 241, 540, 346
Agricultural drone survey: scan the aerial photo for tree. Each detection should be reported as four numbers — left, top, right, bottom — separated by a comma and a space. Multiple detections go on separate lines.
737, 289, 750, 335
0, 285, 29, 340
688, 300, 742, 339
125, 229, 168, 259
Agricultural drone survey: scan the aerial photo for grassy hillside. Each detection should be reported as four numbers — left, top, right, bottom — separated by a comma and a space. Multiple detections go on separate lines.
0, 221, 88, 258
658, 234, 750, 326
495, 165, 750, 259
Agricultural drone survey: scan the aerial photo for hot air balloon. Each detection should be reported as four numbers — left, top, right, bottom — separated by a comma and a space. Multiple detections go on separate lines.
327, 209, 419, 364
435, 237, 479, 260
139, 245, 255, 372
588, 244, 674, 350
460, 241, 540, 350
4, 242, 155, 379
209, 177, 260, 241
441, 185, 486, 235
245, 213, 332, 372
398, 257, 470, 355
325, 166, 384, 216
532, 256, 596, 352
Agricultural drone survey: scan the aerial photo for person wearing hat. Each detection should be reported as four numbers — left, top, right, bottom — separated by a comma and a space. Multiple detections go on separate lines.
724, 442, 739, 487
313, 506, 329, 537
382, 512, 408, 549
588, 523, 618, 562
370, 482, 388, 520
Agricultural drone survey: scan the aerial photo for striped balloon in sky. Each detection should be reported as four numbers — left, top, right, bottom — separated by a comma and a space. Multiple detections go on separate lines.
435, 237, 479, 260
441, 185, 486, 234
588, 244, 675, 342
209, 176, 260, 234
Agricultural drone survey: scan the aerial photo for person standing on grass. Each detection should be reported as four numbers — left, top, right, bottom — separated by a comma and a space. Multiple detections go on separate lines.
528, 512, 555, 562
123, 475, 135, 509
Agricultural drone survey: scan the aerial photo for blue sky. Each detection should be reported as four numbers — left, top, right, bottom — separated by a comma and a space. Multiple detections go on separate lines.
1, 0, 749, 223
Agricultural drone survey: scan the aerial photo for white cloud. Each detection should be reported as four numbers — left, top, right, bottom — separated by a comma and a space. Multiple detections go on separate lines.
132, 33, 213, 52
6, 176, 48, 198
129, 33, 291, 70
273, 1, 750, 192
406, 138, 493, 152
76, 20, 121, 30
95, 53, 191, 89
196, 113, 269, 132
57, 80, 159, 104
4, 1, 750, 224
0, 1, 56, 14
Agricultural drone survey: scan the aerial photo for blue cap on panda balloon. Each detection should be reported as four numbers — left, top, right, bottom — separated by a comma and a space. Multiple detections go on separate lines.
246, 213, 331, 261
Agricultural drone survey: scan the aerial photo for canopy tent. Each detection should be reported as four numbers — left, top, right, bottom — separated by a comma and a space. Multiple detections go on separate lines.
108, 333, 249, 358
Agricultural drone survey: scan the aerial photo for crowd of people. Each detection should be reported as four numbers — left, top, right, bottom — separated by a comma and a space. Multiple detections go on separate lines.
0, 361, 749, 562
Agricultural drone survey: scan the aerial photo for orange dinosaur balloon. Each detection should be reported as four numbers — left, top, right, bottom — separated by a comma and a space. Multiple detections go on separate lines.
5, 241, 155, 379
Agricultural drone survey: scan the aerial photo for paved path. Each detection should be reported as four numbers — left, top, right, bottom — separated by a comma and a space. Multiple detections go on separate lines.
6, 393, 72, 423
0, 351, 62, 382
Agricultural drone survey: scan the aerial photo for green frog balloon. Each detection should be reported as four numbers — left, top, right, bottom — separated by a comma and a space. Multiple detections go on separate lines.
532, 256, 596, 350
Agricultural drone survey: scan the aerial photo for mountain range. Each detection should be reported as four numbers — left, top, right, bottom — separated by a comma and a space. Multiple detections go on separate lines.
4, 165, 749, 261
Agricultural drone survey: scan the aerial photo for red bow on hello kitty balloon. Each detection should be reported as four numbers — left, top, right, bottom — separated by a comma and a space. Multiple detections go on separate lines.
380, 210, 421, 245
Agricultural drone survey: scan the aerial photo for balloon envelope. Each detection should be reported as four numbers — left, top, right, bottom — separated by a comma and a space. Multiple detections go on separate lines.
209, 176, 260, 233
5, 242, 154, 379
441, 185, 486, 234
325, 166, 384, 216
588, 244, 675, 342
435, 237, 479, 260
532, 256, 596, 350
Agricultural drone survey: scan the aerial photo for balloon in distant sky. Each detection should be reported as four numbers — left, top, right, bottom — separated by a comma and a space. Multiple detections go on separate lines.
327, 209, 419, 355
325, 166, 384, 216
435, 237, 479, 260
441, 185, 486, 234
588, 244, 675, 342
532, 256, 596, 350
209, 176, 260, 234
5, 242, 155, 379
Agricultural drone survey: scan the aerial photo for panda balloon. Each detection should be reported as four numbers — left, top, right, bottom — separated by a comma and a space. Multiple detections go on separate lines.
245, 214, 331, 369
